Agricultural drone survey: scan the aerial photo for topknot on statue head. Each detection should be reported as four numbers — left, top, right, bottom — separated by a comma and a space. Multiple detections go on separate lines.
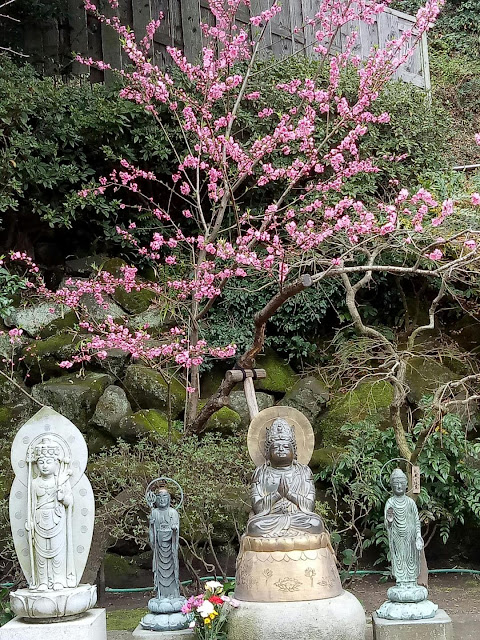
264, 418, 297, 460
390, 468, 408, 484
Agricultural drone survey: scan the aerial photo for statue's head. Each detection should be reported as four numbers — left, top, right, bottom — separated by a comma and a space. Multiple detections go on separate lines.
155, 489, 171, 509
32, 438, 62, 477
265, 418, 297, 467
390, 468, 408, 496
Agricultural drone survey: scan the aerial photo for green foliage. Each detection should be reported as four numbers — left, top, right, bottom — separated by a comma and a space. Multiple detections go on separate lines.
0, 261, 27, 317
0, 58, 179, 258
0, 588, 13, 627
89, 434, 253, 576
319, 412, 480, 566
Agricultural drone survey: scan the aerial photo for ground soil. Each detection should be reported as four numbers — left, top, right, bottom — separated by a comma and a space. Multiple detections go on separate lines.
103, 573, 480, 630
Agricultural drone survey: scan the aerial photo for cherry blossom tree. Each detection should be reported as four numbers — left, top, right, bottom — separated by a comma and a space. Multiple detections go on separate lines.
4, 0, 480, 465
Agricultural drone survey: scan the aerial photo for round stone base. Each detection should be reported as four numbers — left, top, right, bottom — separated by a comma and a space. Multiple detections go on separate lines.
387, 584, 428, 603
140, 611, 191, 632
376, 599, 438, 620
227, 590, 365, 640
147, 596, 186, 614
10, 584, 97, 620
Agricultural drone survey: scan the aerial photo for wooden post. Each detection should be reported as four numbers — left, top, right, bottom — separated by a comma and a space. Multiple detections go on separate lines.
226, 369, 266, 422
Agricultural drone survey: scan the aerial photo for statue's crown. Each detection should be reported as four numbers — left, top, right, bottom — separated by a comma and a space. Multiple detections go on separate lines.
265, 418, 297, 458
33, 438, 61, 460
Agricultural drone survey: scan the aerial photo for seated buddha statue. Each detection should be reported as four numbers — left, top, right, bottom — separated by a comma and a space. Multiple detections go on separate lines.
246, 418, 324, 538
236, 407, 342, 603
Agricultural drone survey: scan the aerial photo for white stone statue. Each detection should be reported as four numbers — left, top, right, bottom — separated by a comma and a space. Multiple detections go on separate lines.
9, 406, 97, 620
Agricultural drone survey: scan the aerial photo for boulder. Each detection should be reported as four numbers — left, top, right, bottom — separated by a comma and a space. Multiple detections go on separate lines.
65, 254, 108, 276
95, 348, 130, 377
3, 302, 76, 338
0, 375, 36, 438
21, 332, 80, 382
283, 376, 329, 424
406, 356, 460, 406
102, 257, 155, 314
448, 314, 480, 353
87, 426, 116, 455
123, 365, 185, 417
315, 380, 394, 446
200, 364, 232, 399
91, 385, 132, 435
0, 332, 29, 362
128, 309, 172, 336
228, 390, 274, 427
310, 446, 345, 469
202, 405, 242, 435
255, 349, 297, 394
32, 372, 112, 431
79, 293, 125, 323
118, 408, 180, 441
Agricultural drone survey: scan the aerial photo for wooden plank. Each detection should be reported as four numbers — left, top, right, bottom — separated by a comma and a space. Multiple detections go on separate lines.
118, 0, 134, 69
87, 12, 104, 82
68, 0, 89, 74
42, 21, 60, 75
101, 0, 123, 84
180, 0, 202, 61
251, 0, 272, 59
132, 0, 153, 57
23, 24, 45, 74
226, 369, 267, 382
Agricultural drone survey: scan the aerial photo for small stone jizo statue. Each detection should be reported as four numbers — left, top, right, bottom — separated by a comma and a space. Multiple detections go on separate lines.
139, 479, 191, 632
377, 468, 438, 620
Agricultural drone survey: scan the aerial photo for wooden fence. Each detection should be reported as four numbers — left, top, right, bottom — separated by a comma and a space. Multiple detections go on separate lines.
18, 1, 430, 91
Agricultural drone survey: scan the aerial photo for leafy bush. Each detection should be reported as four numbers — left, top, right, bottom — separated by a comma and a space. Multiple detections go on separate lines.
88, 434, 253, 577
319, 412, 480, 566
0, 57, 180, 259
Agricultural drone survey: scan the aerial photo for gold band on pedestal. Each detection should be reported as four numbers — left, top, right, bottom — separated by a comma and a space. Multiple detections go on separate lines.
235, 533, 342, 603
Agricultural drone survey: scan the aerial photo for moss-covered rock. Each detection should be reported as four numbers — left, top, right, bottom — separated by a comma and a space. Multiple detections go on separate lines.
315, 380, 394, 446
32, 372, 112, 431
123, 365, 185, 417
283, 376, 329, 424
91, 385, 132, 436
310, 446, 345, 469
118, 408, 180, 441
113, 287, 155, 315
0, 375, 36, 438
199, 402, 242, 435
128, 309, 172, 336
228, 390, 274, 427
200, 363, 234, 399
102, 257, 156, 314
22, 332, 80, 382
87, 426, 116, 455
406, 356, 460, 405
255, 349, 297, 394
94, 348, 130, 377
4, 302, 76, 338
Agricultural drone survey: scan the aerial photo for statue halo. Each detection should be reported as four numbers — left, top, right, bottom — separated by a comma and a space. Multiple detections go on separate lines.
247, 406, 314, 467
145, 476, 184, 510
378, 457, 417, 495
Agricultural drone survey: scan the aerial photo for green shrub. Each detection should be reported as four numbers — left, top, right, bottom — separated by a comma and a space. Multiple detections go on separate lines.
319, 412, 480, 565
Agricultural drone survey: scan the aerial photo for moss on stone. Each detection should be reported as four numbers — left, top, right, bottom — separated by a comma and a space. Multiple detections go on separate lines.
310, 446, 345, 469
198, 402, 242, 435
118, 409, 181, 442
113, 287, 155, 315
123, 365, 185, 417
32, 372, 112, 430
22, 332, 80, 381
315, 380, 394, 446
101, 257, 127, 278
406, 357, 459, 405
255, 349, 297, 394
87, 426, 116, 454
104, 553, 141, 590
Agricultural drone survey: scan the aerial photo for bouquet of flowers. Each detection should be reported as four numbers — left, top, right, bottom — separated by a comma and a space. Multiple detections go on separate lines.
182, 580, 239, 640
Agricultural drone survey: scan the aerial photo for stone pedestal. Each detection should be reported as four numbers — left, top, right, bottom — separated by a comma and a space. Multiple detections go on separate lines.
10, 584, 97, 620
227, 590, 366, 640
372, 610, 454, 640
132, 626, 194, 639
0, 608, 106, 640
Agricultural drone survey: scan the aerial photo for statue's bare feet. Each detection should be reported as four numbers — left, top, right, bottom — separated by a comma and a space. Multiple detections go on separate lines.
37, 584, 48, 591
53, 583, 64, 591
